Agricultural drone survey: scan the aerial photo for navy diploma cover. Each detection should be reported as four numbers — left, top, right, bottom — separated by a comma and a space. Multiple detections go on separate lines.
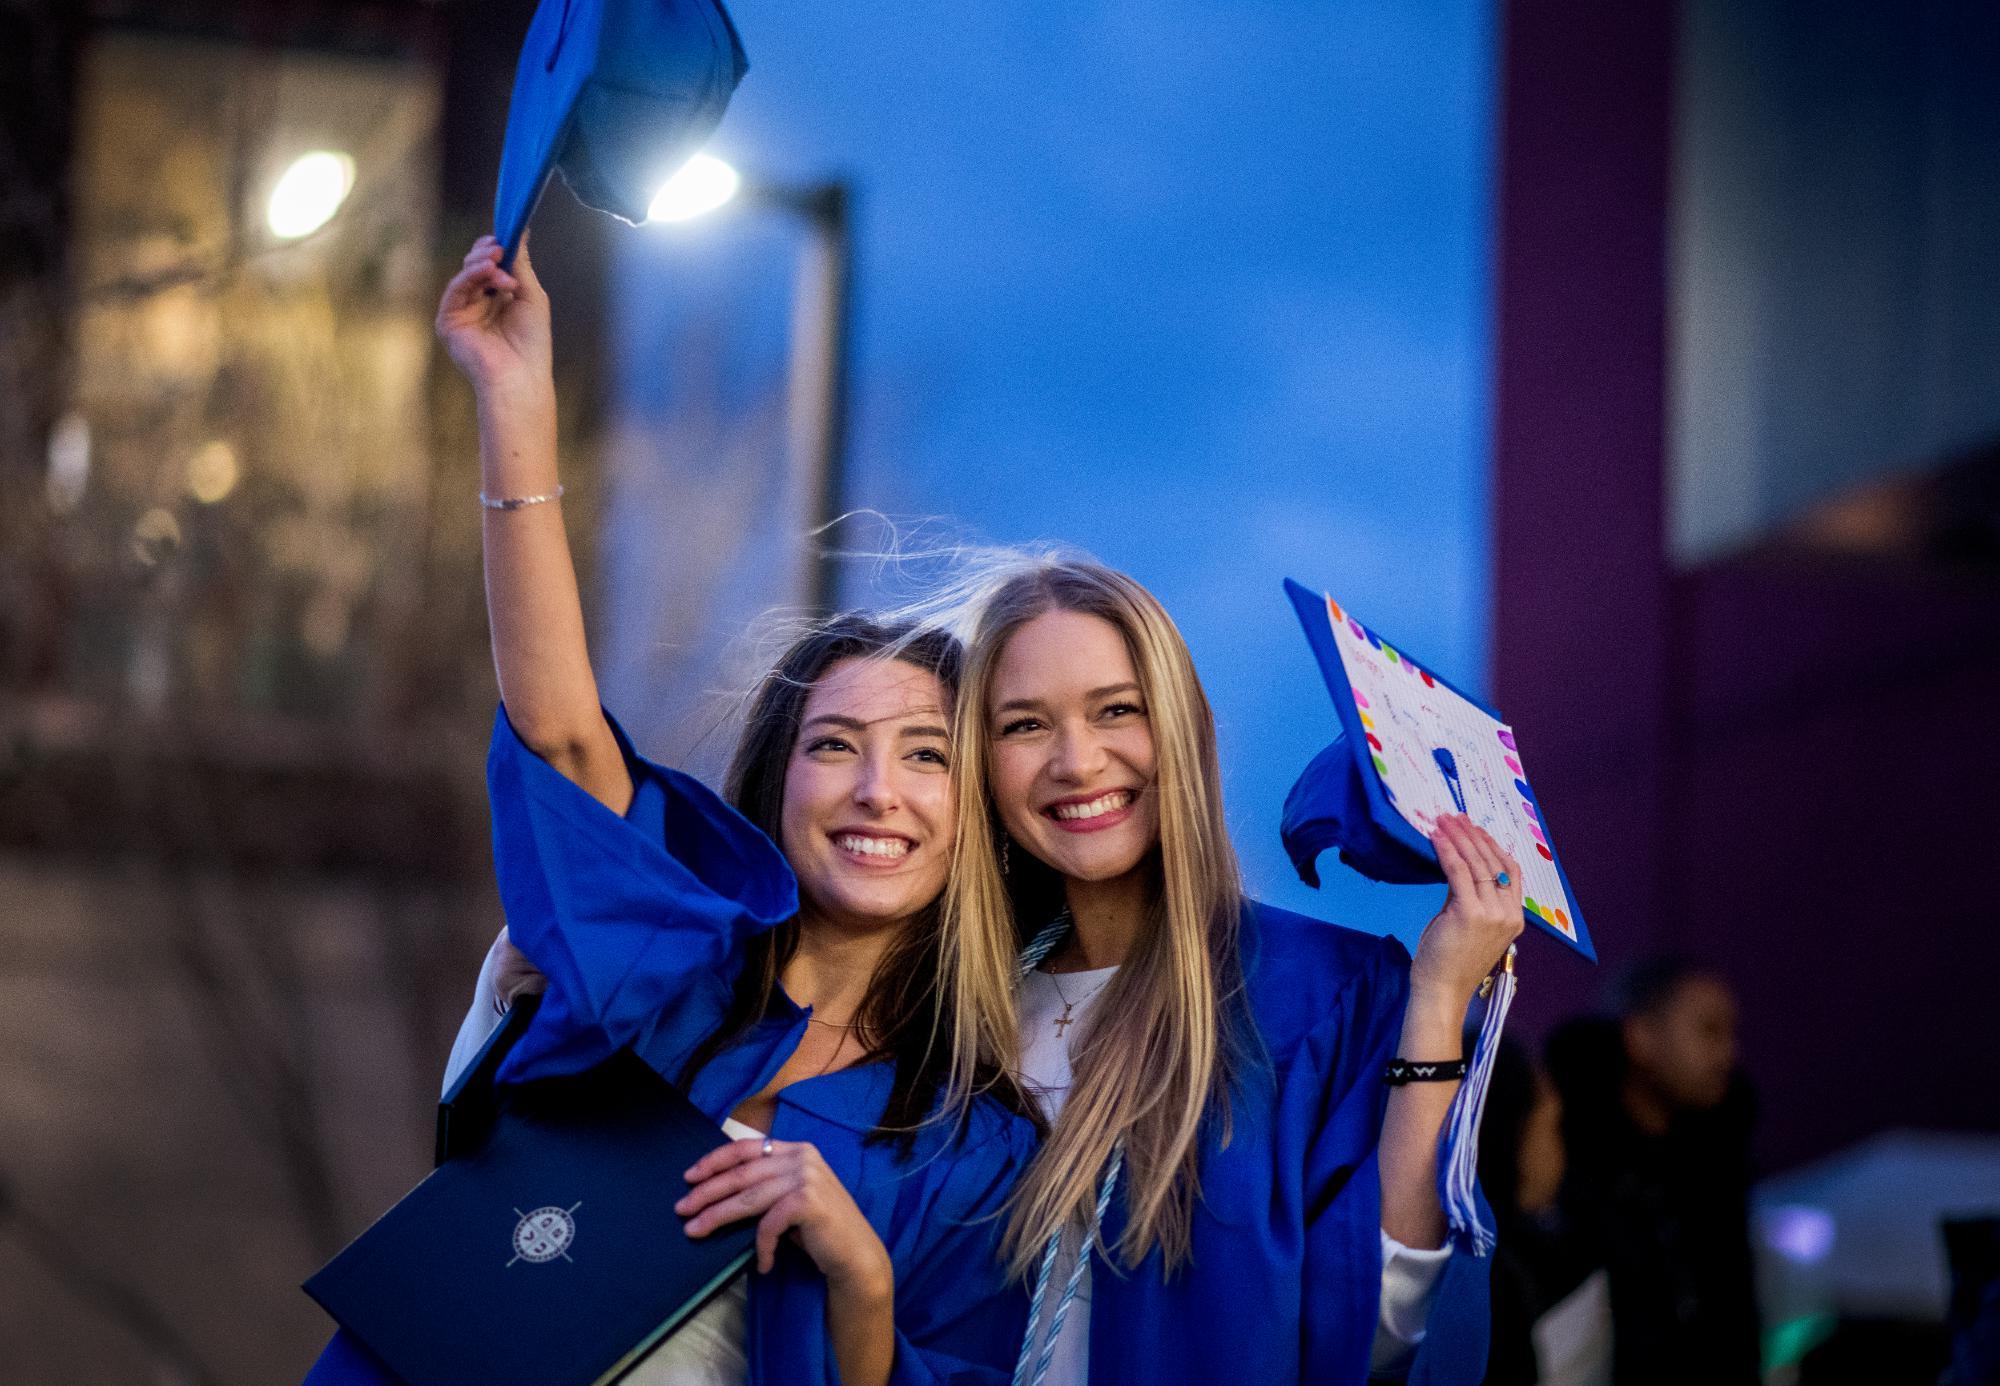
306, 1019, 753, 1386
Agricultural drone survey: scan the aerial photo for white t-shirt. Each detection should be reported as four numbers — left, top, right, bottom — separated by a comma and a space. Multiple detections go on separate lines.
1014, 964, 1449, 1384
444, 932, 754, 1386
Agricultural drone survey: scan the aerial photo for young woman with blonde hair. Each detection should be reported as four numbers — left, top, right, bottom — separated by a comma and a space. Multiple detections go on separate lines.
941, 555, 1519, 1385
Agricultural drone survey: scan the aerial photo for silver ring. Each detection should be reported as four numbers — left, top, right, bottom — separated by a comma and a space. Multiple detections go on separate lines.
1493, 872, 1511, 887
760, 1138, 775, 1158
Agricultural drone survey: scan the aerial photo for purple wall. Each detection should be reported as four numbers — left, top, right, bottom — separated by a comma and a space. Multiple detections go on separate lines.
1491, 0, 1678, 1020
1493, 0, 2000, 1170
1666, 557, 2000, 1168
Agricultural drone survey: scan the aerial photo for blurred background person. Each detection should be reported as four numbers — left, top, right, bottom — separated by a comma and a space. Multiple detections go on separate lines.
1480, 1035, 1609, 1386
1546, 958, 1759, 1386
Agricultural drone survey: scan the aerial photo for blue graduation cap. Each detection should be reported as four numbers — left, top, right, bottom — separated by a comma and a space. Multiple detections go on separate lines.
493, 0, 750, 264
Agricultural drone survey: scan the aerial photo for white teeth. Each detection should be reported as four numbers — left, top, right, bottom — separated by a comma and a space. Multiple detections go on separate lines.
834, 833, 910, 860
1051, 791, 1133, 821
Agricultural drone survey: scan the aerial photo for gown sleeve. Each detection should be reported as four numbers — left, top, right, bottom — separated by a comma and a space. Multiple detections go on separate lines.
298, 715, 796, 1386
482, 705, 797, 1084
1297, 939, 1491, 1385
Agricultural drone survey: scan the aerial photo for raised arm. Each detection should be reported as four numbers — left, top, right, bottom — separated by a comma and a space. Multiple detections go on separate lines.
436, 237, 631, 812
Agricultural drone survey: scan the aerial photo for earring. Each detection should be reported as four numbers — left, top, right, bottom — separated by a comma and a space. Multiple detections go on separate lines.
1000, 835, 1011, 876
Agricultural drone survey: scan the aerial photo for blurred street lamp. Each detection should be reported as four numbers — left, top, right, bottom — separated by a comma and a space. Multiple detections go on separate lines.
648, 158, 853, 615
267, 150, 355, 239
646, 153, 743, 223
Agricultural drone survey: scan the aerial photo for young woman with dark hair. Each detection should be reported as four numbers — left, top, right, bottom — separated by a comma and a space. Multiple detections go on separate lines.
303, 240, 1037, 1386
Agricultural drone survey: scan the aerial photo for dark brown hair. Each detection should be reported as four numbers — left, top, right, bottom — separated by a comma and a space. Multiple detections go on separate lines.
676, 613, 1036, 1149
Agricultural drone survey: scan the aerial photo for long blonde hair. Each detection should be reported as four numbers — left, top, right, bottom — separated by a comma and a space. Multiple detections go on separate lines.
940, 556, 1248, 1276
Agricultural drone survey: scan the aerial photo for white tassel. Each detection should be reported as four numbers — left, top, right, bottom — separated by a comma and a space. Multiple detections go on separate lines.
1442, 945, 1516, 1256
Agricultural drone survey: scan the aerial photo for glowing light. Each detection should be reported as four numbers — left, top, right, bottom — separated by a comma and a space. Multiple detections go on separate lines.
1762, 1204, 1835, 1265
1764, 1313, 1837, 1371
647, 154, 741, 223
46, 412, 90, 514
186, 440, 240, 504
267, 151, 355, 239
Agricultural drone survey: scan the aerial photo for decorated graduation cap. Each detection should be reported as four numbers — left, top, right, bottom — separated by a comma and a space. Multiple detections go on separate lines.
1280, 578, 1594, 958
493, 0, 750, 264
1280, 577, 1595, 1255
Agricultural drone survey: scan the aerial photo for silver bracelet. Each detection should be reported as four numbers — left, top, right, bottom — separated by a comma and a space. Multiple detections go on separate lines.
479, 484, 564, 510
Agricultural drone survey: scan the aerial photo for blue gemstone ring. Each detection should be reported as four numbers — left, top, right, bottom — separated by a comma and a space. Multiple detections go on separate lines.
1493, 872, 1511, 888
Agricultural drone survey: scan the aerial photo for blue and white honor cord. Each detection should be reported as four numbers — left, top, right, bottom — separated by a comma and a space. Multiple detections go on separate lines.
1012, 1147, 1123, 1386
1017, 915, 1070, 973
1011, 913, 1123, 1386
1442, 944, 1517, 1256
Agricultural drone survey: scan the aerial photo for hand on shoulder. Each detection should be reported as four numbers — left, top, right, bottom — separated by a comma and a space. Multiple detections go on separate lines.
492, 927, 547, 1010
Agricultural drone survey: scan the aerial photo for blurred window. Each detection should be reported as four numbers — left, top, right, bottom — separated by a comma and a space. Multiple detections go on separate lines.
47, 30, 442, 720
1669, 0, 2000, 564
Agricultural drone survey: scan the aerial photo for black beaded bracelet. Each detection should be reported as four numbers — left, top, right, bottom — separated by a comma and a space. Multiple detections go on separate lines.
1383, 1057, 1468, 1085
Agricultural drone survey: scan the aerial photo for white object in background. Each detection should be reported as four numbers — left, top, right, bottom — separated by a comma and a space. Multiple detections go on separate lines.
1533, 1269, 1612, 1386
1753, 1129, 2000, 1323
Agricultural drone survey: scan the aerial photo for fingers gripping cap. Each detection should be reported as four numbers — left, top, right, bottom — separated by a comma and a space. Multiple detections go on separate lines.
494, 0, 750, 265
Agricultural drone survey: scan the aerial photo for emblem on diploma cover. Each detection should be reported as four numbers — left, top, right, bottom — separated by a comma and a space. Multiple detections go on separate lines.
508, 1203, 581, 1266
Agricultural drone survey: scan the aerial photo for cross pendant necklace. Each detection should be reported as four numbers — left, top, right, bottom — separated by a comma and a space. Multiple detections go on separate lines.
1047, 967, 1099, 1041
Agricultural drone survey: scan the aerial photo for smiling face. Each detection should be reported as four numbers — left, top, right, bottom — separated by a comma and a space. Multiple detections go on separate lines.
778, 655, 956, 933
986, 608, 1160, 885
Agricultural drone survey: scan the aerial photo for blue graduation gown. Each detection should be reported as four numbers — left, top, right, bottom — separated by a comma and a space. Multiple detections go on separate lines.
1080, 902, 1489, 1386
304, 708, 1036, 1386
